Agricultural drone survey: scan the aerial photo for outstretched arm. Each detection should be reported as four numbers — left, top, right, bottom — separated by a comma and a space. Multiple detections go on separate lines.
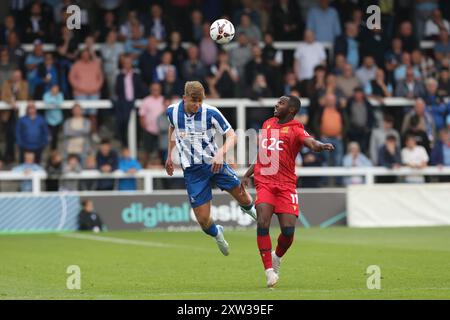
240, 163, 255, 194
303, 137, 335, 152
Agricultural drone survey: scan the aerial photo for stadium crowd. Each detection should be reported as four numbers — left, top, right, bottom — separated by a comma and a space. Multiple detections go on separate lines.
0, 0, 450, 191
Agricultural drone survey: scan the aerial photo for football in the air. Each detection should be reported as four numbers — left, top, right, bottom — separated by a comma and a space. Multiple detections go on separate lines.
210, 19, 235, 44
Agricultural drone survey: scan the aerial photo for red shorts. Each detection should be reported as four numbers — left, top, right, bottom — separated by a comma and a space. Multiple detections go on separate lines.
255, 183, 299, 216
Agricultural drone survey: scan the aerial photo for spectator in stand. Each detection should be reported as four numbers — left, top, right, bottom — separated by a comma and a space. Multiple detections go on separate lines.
398, 21, 419, 53
334, 21, 360, 71
244, 44, 270, 89
384, 37, 403, 86
124, 22, 148, 66
233, 0, 261, 29
100, 30, 125, 99
1, 69, 28, 164
139, 82, 165, 164
138, 36, 161, 86
187, 9, 203, 44
294, 29, 326, 82
437, 67, 450, 97
7, 31, 25, 70
434, 29, 450, 63
395, 67, 426, 99
119, 11, 143, 42
411, 48, 435, 80
96, 10, 119, 43
271, 0, 303, 41
401, 134, 429, 183
378, 134, 402, 169
0, 15, 19, 45
236, 13, 262, 44
430, 128, 450, 167
314, 93, 346, 167
61, 153, 82, 191
80, 153, 97, 191
25, 39, 45, 97
161, 68, 183, 99
369, 114, 400, 164
394, 52, 421, 82
16, 101, 48, 164
248, 73, 272, 100
0, 48, 16, 88
43, 84, 64, 151
355, 55, 377, 88
118, 146, 142, 191
423, 78, 449, 131
199, 22, 218, 68
167, 31, 187, 72
331, 53, 346, 76
45, 150, 62, 191
154, 51, 177, 82
306, 0, 341, 43
63, 103, 91, 161
115, 55, 147, 147
96, 138, 119, 191
403, 115, 432, 155
402, 98, 436, 143
229, 33, 252, 81
182, 45, 207, 83
317, 73, 346, 108
262, 32, 283, 96
68, 49, 104, 143
34, 52, 59, 100
78, 199, 104, 232
424, 9, 449, 40
55, 25, 80, 74
346, 87, 375, 154
282, 71, 301, 96
361, 27, 386, 69
343, 142, 372, 185
336, 63, 361, 99
366, 69, 393, 101
12, 151, 44, 192
144, 3, 171, 42
208, 50, 239, 98
24, 2, 51, 43
377, 134, 402, 183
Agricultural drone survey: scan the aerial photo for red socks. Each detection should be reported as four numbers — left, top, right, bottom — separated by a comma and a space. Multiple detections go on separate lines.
275, 233, 294, 258
257, 234, 272, 270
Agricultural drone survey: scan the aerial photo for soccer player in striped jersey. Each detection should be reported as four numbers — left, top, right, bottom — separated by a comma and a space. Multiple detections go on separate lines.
165, 81, 257, 256
241, 95, 334, 287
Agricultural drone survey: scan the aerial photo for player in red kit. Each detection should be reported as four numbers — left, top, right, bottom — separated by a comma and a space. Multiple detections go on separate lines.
241, 95, 334, 288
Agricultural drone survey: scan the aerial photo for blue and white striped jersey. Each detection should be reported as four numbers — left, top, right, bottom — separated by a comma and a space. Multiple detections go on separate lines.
166, 100, 232, 169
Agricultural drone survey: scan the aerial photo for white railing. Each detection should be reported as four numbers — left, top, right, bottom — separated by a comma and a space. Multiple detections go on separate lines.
0, 97, 417, 159
1, 167, 449, 194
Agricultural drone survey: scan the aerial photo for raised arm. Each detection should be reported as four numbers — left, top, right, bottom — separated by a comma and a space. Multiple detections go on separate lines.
303, 137, 335, 152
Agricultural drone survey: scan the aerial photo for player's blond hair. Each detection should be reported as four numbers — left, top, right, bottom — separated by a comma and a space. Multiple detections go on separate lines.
184, 81, 205, 100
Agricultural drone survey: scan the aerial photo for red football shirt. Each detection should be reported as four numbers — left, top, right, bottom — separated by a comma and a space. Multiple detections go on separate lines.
254, 117, 311, 187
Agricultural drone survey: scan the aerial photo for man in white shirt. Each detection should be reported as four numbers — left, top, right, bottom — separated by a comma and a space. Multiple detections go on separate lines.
293, 29, 326, 81
401, 134, 429, 183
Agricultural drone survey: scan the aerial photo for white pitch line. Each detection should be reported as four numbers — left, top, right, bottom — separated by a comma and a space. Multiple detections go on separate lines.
60, 233, 213, 252
4, 287, 450, 300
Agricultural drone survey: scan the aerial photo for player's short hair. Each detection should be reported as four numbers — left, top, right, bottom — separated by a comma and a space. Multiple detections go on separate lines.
286, 95, 301, 114
184, 81, 205, 100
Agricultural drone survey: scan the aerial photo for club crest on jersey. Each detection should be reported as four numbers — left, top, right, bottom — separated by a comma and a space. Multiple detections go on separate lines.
267, 125, 271, 129
281, 127, 289, 134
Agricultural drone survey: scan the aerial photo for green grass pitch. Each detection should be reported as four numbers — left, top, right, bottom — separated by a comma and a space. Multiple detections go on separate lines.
1, 227, 449, 299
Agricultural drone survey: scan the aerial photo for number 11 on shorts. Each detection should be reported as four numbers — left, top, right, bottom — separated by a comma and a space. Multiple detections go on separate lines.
290, 193, 298, 204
